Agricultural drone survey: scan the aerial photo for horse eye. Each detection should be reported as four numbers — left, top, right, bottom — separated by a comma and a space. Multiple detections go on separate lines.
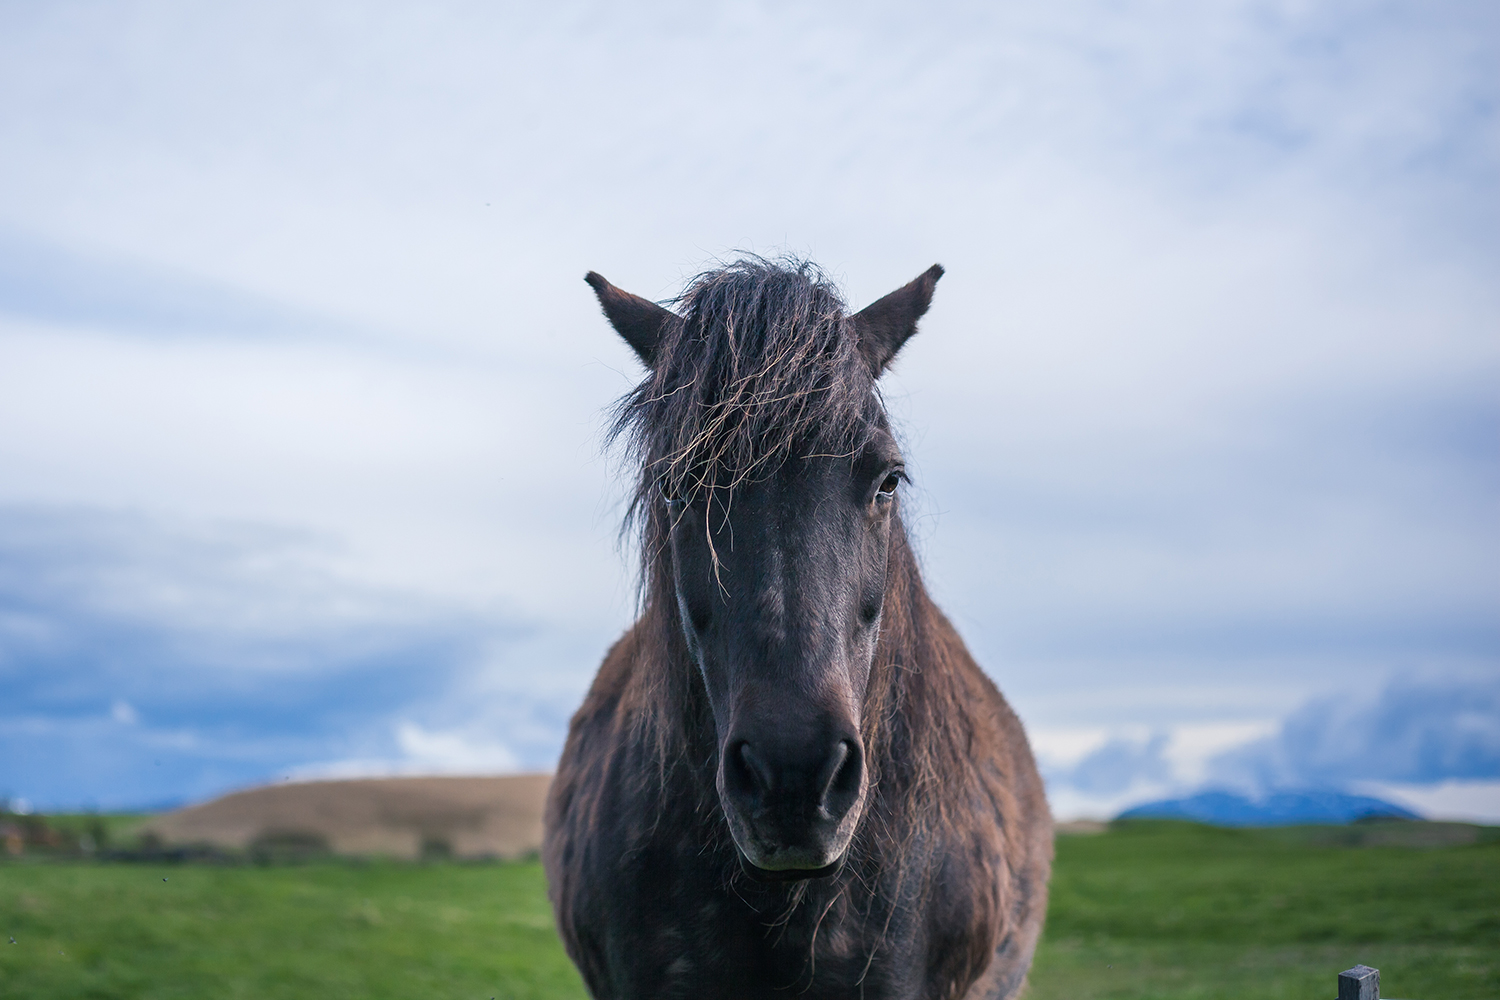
657, 477, 683, 506
875, 473, 901, 500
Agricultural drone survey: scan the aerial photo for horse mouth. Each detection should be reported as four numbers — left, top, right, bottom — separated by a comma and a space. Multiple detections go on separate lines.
737, 850, 845, 882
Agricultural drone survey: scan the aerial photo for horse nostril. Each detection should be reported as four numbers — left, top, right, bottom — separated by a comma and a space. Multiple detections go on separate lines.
832, 740, 861, 794
726, 742, 774, 804
820, 739, 863, 818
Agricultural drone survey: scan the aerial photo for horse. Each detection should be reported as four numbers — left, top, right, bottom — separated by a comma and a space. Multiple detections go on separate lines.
544, 257, 1052, 1000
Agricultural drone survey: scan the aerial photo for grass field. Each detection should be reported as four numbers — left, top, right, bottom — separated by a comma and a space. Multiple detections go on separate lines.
2, 820, 1496, 999
1030, 821, 1499, 1000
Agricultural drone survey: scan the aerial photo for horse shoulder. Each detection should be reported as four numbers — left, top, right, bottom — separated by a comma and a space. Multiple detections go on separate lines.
920, 607, 1054, 1000
543, 625, 649, 989
547, 627, 640, 820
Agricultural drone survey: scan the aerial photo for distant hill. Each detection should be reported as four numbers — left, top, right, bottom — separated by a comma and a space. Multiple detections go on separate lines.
1117, 789, 1419, 826
142, 774, 551, 859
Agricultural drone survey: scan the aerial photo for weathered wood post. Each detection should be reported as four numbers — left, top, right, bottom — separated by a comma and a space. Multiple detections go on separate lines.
1339, 965, 1379, 1000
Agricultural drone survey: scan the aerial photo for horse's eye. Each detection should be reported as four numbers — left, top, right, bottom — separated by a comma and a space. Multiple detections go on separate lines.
657, 477, 684, 506
875, 473, 901, 501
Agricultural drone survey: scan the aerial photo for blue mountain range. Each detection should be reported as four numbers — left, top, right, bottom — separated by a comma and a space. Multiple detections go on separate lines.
1117, 789, 1420, 826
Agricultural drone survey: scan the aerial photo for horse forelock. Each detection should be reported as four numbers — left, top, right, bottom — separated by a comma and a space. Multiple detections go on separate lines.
609, 256, 883, 536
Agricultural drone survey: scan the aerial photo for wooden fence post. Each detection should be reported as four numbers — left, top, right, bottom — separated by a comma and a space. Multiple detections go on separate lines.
1339, 965, 1379, 1000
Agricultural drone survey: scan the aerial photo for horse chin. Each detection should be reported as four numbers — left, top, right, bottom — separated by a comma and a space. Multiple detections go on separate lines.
723, 801, 864, 883
736, 850, 846, 883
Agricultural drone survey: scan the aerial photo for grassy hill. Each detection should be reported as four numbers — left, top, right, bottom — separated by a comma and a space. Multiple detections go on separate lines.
1, 819, 1495, 999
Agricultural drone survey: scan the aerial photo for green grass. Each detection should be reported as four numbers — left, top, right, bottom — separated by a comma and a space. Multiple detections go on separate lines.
1029, 820, 1500, 1000
0, 859, 587, 999
1, 820, 1496, 999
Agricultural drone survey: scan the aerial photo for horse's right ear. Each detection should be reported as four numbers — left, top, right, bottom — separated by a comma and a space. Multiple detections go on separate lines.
585, 272, 678, 367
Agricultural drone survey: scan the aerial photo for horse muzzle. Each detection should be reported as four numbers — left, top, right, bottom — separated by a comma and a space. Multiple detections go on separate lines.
718, 733, 867, 880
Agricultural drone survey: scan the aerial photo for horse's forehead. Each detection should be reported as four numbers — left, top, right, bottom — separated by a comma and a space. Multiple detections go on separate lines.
719, 453, 893, 528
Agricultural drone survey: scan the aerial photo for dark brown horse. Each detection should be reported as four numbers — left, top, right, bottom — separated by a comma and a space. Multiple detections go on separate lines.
545, 258, 1052, 999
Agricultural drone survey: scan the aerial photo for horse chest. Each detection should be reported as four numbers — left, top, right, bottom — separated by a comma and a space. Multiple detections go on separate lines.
569, 831, 944, 1000
634, 888, 922, 1000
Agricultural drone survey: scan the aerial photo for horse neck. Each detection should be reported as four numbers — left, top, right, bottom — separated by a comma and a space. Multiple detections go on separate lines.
864, 518, 978, 812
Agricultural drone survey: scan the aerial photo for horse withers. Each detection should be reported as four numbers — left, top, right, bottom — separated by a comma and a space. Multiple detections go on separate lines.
544, 259, 1052, 999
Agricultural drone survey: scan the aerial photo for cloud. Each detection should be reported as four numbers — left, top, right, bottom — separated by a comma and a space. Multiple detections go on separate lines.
0, 1, 1495, 811
1356, 779, 1500, 825
289, 722, 522, 780
1057, 734, 1173, 796
1037, 729, 1181, 821
0, 504, 562, 810
1039, 675, 1500, 819
1207, 674, 1500, 791
0, 226, 358, 340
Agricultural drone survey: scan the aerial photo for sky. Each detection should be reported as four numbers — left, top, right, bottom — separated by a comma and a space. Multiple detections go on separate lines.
0, 0, 1496, 819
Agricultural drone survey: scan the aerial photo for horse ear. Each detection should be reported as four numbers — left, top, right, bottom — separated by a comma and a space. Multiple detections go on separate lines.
585, 271, 678, 367
850, 264, 944, 374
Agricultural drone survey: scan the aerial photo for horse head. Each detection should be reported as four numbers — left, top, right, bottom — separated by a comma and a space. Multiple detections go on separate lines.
589, 259, 942, 879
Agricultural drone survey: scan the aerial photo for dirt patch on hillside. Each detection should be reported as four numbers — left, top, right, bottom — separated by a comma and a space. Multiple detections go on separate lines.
143, 774, 552, 860
1054, 819, 1108, 835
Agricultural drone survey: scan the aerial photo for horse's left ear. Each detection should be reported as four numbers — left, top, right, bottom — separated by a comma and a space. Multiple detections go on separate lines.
850, 264, 944, 374
585, 271, 680, 367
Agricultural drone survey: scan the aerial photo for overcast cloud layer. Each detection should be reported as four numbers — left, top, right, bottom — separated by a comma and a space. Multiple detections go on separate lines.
1, 1, 1495, 815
